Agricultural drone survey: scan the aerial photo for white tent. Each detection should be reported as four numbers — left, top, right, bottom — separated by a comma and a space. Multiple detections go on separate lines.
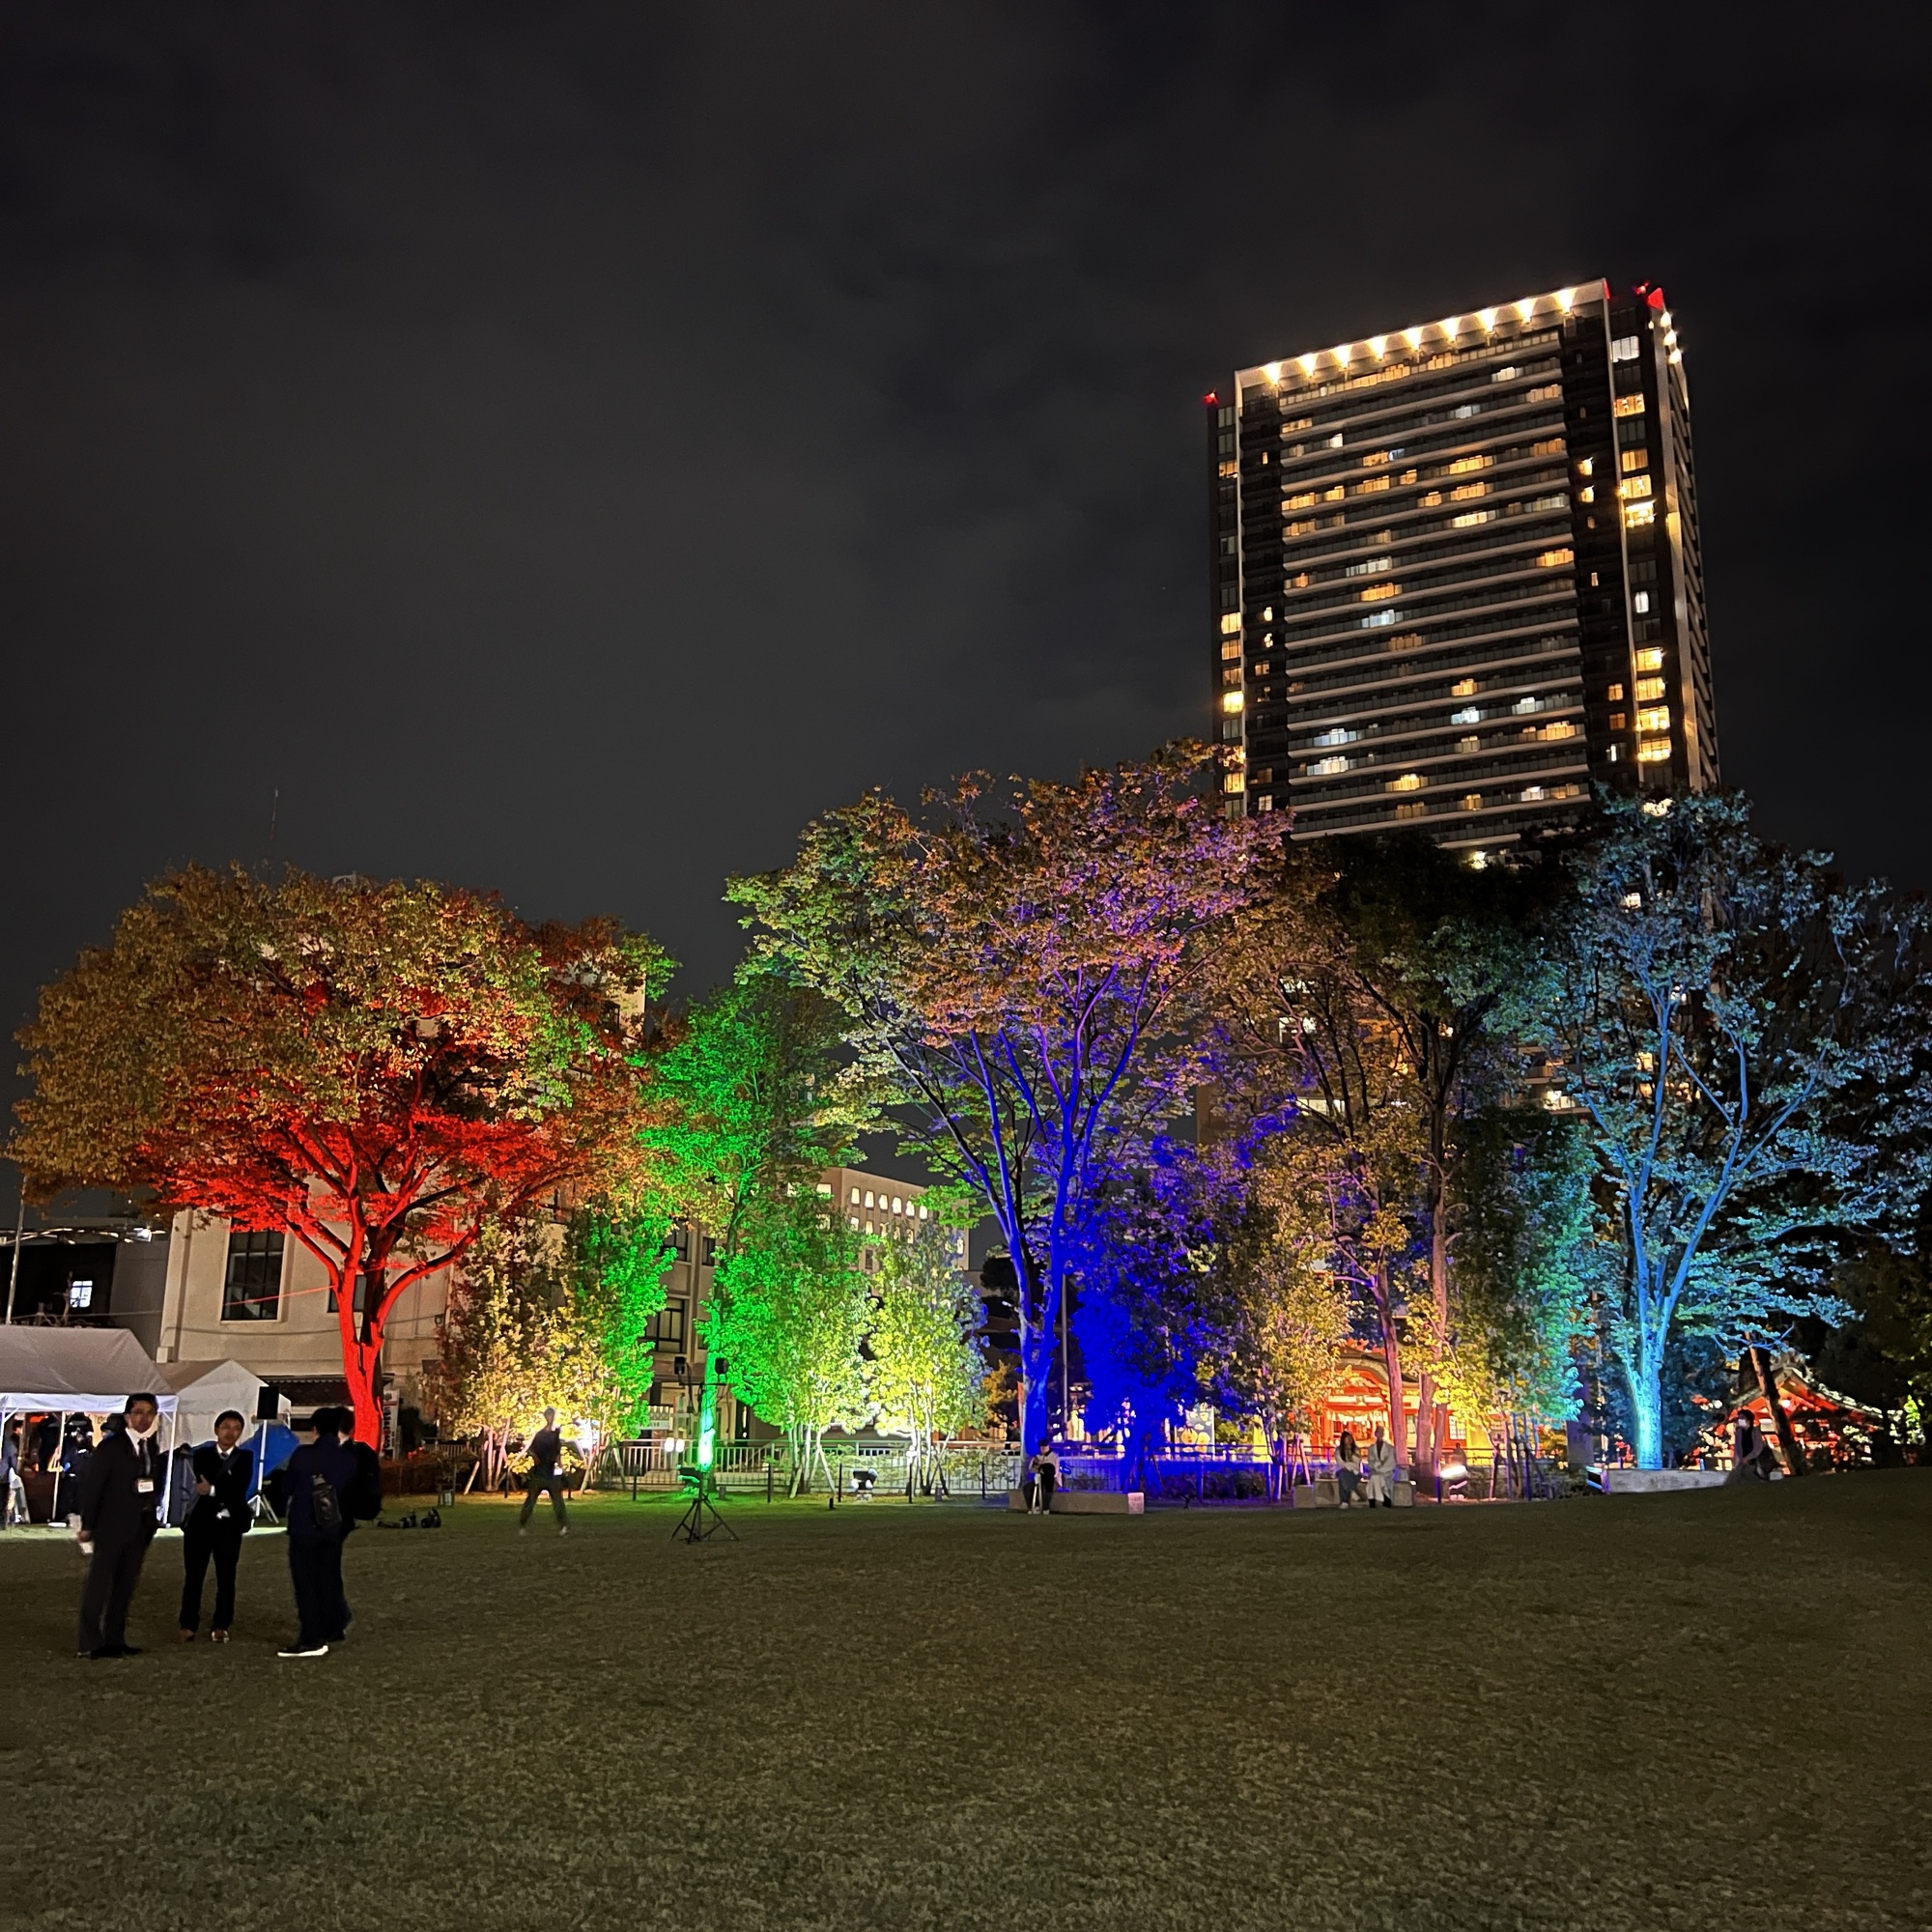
0, 1327, 178, 1527
0, 1327, 175, 1416
153, 1359, 276, 1448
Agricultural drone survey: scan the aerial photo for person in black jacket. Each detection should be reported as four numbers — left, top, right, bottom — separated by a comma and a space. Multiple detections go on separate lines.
518, 1407, 569, 1534
75, 1394, 165, 1659
279, 1406, 369, 1658
176, 1409, 254, 1644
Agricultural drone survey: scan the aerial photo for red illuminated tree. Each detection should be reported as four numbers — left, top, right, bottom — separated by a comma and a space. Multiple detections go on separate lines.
11, 866, 669, 1446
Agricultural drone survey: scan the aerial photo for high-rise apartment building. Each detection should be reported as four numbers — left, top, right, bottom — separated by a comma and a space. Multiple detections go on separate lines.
1207, 280, 1717, 851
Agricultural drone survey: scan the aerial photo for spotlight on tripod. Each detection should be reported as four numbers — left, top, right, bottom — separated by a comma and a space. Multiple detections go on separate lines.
669, 1350, 737, 1544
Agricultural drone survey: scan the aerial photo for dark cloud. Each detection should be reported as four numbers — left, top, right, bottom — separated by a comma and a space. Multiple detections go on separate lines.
2, 2, 1928, 1164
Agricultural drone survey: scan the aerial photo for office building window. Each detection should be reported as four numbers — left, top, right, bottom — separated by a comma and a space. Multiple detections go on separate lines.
648, 1299, 687, 1349
223, 1231, 284, 1321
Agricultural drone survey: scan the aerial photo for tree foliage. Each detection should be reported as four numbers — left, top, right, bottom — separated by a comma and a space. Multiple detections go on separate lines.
11, 865, 668, 1444
1539, 794, 1928, 1465
730, 744, 1279, 1456
867, 1217, 986, 1493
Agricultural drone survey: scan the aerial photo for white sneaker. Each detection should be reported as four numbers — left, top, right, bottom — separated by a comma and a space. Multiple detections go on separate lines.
277, 1643, 328, 1659
558, 1525, 568, 1536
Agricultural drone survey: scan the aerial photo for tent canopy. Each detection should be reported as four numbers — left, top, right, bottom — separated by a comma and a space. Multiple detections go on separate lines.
0, 1327, 175, 1414
154, 1359, 277, 1446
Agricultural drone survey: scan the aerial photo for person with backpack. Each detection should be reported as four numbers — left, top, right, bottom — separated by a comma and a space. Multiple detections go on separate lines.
279, 1406, 357, 1659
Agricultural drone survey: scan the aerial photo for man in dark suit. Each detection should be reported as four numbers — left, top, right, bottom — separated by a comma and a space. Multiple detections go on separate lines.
279, 1406, 358, 1659
176, 1408, 254, 1643
75, 1393, 165, 1659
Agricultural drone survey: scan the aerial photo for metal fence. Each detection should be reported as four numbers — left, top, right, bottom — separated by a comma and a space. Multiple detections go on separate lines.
596, 1439, 1023, 1501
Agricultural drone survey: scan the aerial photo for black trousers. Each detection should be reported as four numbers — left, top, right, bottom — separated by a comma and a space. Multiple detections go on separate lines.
179, 1517, 245, 1632
78, 1528, 154, 1653
520, 1472, 568, 1526
288, 1530, 349, 1646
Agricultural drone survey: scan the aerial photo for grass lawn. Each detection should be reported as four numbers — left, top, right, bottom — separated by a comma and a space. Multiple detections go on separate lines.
2, 1473, 1927, 1931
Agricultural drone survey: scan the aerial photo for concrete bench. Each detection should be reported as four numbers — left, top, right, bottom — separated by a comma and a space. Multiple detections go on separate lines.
1589, 1465, 1730, 1494
1007, 1488, 1145, 1514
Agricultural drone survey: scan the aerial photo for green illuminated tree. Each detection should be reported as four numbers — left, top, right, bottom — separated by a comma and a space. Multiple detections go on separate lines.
868, 1214, 986, 1494
708, 1193, 869, 1493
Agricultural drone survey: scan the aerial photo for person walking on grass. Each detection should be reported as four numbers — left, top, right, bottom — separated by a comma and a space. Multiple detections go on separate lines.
3, 1418, 26, 1527
280, 1406, 355, 1659
177, 1409, 253, 1645
74, 1394, 164, 1658
1365, 1425, 1398, 1508
520, 1407, 569, 1535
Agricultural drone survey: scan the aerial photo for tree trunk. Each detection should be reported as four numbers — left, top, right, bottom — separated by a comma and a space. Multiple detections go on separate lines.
1750, 1347, 1806, 1477
1412, 1183, 1450, 1484
1374, 1265, 1405, 1466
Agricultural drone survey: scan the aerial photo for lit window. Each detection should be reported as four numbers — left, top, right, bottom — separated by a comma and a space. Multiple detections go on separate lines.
1457, 735, 1480, 753
1284, 519, 1317, 537
1529, 438, 1566, 457
1220, 612, 1241, 636
918, 1204, 928, 1220
1637, 706, 1671, 733
1610, 334, 1641, 362
1287, 572, 1310, 588
1327, 433, 1343, 448
1418, 490, 1443, 507
1324, 485, 1345, 501
1577, 458, 1594, 477
1315, 727, 1358, 746
1222, 691, 1243, 713
1609, 712, 1628, 729
865, 1191, 875, 1208
1613, 393, 1646, 418
1386, 773, 1422, 793
1361, 450, 1389, 467
1394, 801, 1427, 820
1606, 682, 1626, 701
1221, 640, 1241, 662
849, 1186, 860, 1204
1222, 772, 1245, 794
1535, 547, 1575, 568
1637, 739, 1672, 763
1632, 590, 1651, 614
1521, 785, 1547, 802
1620, 447, 1649, 474
1635, 646, 1664, 671
1491, 365, 1518, 384
1451, 509, 1495, 527
1218, 459, 1238, 478
1624, 500, 1657, 528
1461, 793, 1483, 811
1527, 383, 1561, 403
1356, 475, 1390, 494
1446, 455, 1490, 474
892, 1197, 903, 1214
1452, 678, 1477, 696
1452, 706, 1481, 724
1358, 582, 1399, 602
1578, 486, 1595, 503
1311, 756, 1350, 776
1344, 554, 1393, 578
1256, 795, 1275, 812
1284, 492, 1316, 511
1618, 475, 1653, 500
1635, 677, 1667, 701
1450, 482, 1488, 500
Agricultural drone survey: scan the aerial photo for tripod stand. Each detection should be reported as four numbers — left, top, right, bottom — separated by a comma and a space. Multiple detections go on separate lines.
669, 1463, 735, 1544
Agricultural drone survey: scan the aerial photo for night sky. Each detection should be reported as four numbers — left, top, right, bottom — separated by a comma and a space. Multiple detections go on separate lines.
3, 5, 1928, 1143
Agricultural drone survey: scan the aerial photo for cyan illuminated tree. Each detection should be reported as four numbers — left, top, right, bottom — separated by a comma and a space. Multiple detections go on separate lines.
11, 866, 668, 1445
1540, 793, 1928, 1467
731, 745, 1278, 1457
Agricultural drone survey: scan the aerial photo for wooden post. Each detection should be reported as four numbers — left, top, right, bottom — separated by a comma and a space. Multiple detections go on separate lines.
1750, 1347, 1807, 1478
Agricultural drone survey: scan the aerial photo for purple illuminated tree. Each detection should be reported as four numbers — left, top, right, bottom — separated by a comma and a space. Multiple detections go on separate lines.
729, 745, 1279, 1458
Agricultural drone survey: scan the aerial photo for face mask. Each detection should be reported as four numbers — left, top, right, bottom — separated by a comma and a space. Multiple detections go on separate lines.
126, 1419, 158, 1443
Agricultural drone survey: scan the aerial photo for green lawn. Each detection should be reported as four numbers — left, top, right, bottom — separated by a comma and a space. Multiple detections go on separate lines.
2, 1475, 1927, 1931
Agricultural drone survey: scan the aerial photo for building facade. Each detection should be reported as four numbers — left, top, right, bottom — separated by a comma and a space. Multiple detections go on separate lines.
1208, 280, 1717, 852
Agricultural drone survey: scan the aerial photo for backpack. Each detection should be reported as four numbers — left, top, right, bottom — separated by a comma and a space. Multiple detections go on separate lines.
309, 1470, 344, 1533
